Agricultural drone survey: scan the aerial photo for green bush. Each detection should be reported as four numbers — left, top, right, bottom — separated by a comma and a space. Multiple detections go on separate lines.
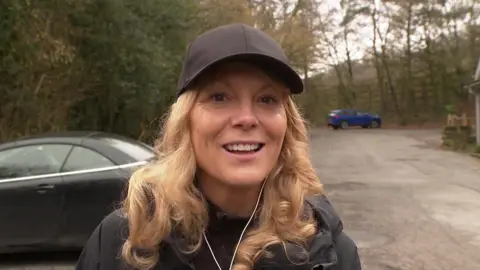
445, 104, 456, 114
475, 145, 480, 153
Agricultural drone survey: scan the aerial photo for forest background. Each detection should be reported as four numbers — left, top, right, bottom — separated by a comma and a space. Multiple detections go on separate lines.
1, 0, 479, 143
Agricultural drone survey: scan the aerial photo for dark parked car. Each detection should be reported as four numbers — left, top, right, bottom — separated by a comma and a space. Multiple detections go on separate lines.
327, 109, 382, 130
0, 131, 156, 253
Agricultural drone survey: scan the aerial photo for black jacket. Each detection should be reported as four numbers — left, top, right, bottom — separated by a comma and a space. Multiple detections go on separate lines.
75, 195, 361, 270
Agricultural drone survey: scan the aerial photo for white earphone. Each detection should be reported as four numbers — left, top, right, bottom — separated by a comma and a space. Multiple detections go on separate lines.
202, 179, 267, 270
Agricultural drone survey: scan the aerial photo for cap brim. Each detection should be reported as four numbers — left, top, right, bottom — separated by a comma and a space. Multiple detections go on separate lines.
182, 53, 304, 95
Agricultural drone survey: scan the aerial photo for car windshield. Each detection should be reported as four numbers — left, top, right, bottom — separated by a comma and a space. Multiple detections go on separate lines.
100, 138, 156, 161
329, 110, 341, 115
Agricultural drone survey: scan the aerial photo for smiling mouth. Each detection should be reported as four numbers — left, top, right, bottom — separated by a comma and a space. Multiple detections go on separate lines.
223, 143, 265, 153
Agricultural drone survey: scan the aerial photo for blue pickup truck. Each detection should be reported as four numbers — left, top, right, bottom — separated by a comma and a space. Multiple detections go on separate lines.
327, 109, 382, 130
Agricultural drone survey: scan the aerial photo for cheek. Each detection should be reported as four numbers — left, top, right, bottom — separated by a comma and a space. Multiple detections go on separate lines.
189, 111, 205, 154
262, 111, 287, 143
189, 110, 223, 154
190, 116, 208, 152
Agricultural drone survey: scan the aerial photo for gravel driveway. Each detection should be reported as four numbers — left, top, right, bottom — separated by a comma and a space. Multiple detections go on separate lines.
2, 128, 480, 270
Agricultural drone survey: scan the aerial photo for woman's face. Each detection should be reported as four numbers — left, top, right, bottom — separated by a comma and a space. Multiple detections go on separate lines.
189, 63, 288, 187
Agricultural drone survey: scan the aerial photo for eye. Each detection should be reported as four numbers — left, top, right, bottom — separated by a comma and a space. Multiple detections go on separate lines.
210, 93, 227, 102
259, 95, 278, 104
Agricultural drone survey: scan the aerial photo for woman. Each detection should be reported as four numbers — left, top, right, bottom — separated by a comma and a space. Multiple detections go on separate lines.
76, 23, 361, 270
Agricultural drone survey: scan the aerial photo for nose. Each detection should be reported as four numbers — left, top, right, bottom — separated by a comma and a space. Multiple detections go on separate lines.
230, 102, 259, 129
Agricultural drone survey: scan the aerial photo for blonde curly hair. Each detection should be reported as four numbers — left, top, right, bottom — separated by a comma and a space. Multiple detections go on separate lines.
121, 88, 324, 269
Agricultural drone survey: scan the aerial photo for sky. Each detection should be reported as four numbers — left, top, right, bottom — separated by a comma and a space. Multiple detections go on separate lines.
315, 0, 389, 66
315, 0, 478, 66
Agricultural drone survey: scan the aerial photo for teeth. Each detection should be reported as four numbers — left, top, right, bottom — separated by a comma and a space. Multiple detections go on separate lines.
225, 144, 261, 152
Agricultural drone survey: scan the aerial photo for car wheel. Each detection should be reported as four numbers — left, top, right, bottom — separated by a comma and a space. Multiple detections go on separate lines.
340, 121, 348, 129
371, 120, 380, 128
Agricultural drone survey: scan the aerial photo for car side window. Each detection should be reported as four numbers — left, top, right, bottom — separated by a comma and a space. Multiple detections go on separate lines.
0, 144, 72, 180
62, 146, 115, 172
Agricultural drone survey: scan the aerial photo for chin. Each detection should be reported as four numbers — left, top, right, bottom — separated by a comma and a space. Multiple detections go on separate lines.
223, 172, 268, 187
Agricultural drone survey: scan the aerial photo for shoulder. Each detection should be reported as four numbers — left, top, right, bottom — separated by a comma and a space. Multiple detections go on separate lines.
75, 209, 191, 270
75, 209, 130, 270
304, 194, 362, 270
334, 231, 362, 270
304, 193, 343, 237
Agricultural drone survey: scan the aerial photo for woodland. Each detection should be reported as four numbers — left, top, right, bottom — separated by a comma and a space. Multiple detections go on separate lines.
1, 0, 479, 143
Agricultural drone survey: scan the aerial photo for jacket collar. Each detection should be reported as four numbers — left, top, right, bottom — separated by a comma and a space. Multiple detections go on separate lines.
161, 194, 342, 269
253, 194, 341, 269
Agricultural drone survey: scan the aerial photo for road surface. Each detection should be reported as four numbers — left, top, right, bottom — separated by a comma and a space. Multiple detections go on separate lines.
2, 128, 480, 269
311, 128, 480, 270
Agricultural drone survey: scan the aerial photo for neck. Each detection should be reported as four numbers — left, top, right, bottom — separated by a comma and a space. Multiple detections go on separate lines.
197, 174, 263, 218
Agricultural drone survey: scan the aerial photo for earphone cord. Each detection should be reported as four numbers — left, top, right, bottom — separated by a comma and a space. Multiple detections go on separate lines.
202, 180, 266, 270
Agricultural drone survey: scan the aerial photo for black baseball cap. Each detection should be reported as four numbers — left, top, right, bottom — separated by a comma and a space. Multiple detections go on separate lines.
176, 23, 304, 98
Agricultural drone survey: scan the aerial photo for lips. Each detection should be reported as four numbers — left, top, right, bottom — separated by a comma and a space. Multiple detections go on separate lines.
223, 143, 264, 153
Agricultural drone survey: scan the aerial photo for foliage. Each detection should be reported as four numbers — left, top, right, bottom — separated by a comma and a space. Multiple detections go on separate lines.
309, 0, 480, 125
1, 0, 480, 142
444, 104, 456, 114
0, 0, 197, 142
474, 144, 480, 153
